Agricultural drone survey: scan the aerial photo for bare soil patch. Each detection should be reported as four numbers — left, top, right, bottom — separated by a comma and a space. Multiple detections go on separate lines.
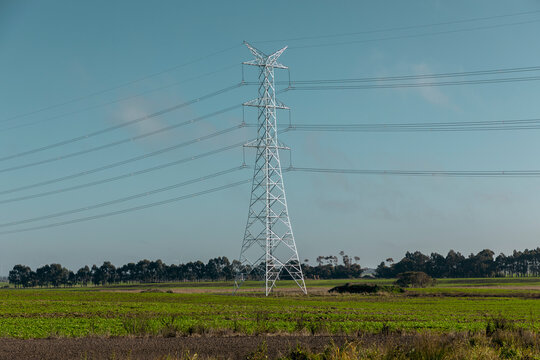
0, 335, 353, 360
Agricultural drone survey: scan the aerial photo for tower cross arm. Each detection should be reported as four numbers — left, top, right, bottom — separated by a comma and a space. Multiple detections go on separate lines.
243, 98, 289, 109
242, 41, 288, 69
267, 46, 287, 65
244, 41, 266, 61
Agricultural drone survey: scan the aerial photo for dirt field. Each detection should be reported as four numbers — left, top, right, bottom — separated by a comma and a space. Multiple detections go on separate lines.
0, 335, 352, 360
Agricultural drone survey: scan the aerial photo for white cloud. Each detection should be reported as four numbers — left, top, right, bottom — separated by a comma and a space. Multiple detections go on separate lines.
111, 99, 182, 148
117, 103, 166, 136
412, 63, 459, 111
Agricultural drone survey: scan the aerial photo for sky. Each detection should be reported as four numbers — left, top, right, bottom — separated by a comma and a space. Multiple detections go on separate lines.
1, 0, 540, 274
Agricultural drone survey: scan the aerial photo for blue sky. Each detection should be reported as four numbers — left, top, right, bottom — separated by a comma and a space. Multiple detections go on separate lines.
1, 0, 540, 273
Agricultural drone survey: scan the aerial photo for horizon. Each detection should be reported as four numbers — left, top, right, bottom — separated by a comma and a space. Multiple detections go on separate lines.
2, 245, 538, 277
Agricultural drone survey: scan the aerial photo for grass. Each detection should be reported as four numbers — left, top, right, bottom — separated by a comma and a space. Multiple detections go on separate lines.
0, 278, 539, 339
434, 277, 540, 288
92, 278, 395, 290
274, 330, 540, 360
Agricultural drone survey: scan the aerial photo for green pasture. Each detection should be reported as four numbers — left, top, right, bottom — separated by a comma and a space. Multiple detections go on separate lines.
2, 277, 539, 290
90, 276, 540, 290
435, 277, 540, 287
0, 278, 538, 339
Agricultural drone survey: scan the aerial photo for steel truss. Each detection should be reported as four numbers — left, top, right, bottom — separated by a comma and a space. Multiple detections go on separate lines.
234, 42, 307, 296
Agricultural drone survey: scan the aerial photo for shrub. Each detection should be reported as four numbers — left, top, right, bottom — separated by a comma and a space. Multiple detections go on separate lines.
486, 315, 515, 337
395, 271, 436, 288
328, 283, 404, 294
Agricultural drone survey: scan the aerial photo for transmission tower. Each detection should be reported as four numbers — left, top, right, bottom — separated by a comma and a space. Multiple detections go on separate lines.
234, 42, 307, 296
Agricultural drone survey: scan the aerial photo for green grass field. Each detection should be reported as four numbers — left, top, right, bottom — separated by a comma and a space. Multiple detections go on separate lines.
0, 278, 538, 339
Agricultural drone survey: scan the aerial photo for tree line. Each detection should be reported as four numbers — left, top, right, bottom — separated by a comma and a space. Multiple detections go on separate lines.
7, 247, 539, 287
376, 248, 540, 278
7, 251, 363, 288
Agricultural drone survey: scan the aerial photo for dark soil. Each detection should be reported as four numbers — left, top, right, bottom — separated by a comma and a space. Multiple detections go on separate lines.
0, 335, 353, 360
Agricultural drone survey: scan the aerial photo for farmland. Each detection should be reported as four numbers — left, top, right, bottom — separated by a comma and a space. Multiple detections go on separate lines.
0, 278, 539, 359
0, 278, 539, 338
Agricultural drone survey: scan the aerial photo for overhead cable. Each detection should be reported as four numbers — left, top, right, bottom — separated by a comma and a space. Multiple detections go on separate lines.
0, 84, 243, 162
0, 128, 290, 198
4, 162, 540, 235
257, 9, 540, 43
0, 130, 289, 199
289, 166, 540, 177
245, 65, 540, 89
0, 124, 244, 175
286, 75, 540, 90
2, 44, 241, 123
0, 64, 239, 133
281, 65, 540, 85
0, 143, 245, 202
0, 107, 242, 173
0, 179, 251, 236
287, 18, 540, 50
276, 117, 540, 132
0, 166, 247, 228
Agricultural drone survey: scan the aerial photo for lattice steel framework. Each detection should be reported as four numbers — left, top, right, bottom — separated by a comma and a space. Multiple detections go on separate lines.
234, 42, 307, 296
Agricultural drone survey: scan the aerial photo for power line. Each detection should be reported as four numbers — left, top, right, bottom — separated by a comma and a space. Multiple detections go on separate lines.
0, 130, 290, 199
257, 9, 540, 43
0, 64, 240, 133
5, 10, 534, 125
283, 65, 540, 84
247, 65, 540, 89
0, 124, 243, 180
0, 166, 247, 228
286, 75, 540, 90
289, 166, 540, 177
275, 117, 540, 132
0, 112, 242, 176
0, 123, 243, 175
287, 18, 540, 50
0, 143, 245, 203
0, 84, 243, 162
5, 164, 540, 235
0, 179, 251, 236
2, 44, 241, 123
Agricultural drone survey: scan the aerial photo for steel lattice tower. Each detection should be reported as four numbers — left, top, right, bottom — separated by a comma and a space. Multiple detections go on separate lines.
234, 42, 307, 296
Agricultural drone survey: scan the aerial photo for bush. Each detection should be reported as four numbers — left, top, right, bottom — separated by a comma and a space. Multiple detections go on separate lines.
395, 271, 436, 288
486, 315, 515, 337
328, 283, 404, 294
